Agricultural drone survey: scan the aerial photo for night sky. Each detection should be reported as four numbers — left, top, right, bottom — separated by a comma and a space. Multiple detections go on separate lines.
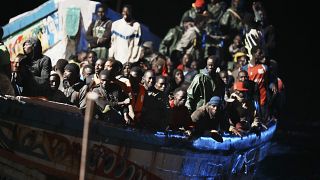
1, 0, 317, 122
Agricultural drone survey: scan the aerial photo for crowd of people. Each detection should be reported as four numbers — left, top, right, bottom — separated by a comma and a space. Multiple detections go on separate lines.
0, 0, 285, 142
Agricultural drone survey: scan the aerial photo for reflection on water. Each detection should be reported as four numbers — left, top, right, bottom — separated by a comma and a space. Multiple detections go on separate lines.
254, 120, 320, 180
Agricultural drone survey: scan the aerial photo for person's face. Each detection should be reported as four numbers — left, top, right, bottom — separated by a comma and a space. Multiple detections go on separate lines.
95, 60, 105, 74
174, 90, 187, 107
175, 70, 184, 84
253, 48, 265, 64
129, 71, 141, 84
191, 61, 198, 70
87, 53, 96, 65
206, 58, 216, 74
182, 54, 190, 66
233, 35, 241, 45
63, 69, 73, 81
78, 52, 87, 63
183, 21, 194, 31
208, 104, 218, 116
238, 72, 248, 82
49, 75, 60, 90
11, 57, 21, 72
122, 7, 131, 21
232, 0, 240, 9
219, 72, 228, 84
99, 74, 110, 89
143, 72, 155, 90
155, 78, 166, 92
238, 56, 247, 66
23, 42, 33, 54
96, 7, 105, 20
122, 65, 131, 77
143, 47, 152, 56
104, 61, 114, 71
83, 67, 93, 79
152, 62, 163, 75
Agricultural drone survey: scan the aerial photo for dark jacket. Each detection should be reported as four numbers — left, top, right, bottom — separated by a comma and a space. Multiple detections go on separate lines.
86, 18, 112, 49
20, 37, 52, 96
191, 105, 227, 136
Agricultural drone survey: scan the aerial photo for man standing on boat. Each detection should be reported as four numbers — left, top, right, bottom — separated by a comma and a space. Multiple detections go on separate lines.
185, 55, 225, 113
86, 4, 112, 59
108, 4, 142, 64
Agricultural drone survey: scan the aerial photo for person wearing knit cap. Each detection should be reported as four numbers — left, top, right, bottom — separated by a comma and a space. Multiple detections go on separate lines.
193, 0, 205, 8
190, 96, 227, 142
63, 63, 88, 110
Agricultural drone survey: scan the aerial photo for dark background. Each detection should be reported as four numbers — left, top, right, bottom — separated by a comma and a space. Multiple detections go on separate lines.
1, 0, 319, 178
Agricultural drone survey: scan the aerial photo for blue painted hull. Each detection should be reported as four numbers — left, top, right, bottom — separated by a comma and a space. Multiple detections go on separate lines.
0, 96, 276, 179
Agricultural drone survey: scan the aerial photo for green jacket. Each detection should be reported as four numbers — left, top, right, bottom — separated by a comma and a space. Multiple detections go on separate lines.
159, 26, 183, 56
186, 69, 214, 113
186, 68, 225, 113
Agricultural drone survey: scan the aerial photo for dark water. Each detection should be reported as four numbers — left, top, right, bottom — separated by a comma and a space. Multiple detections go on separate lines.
254, 120, 320, 180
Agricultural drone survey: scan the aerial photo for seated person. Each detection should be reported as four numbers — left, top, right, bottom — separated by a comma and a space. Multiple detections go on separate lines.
226, 81, 266, 136
92, 69, 130, 124
62, 63, 88, 110
47, 73, 69, 103
168, 88, 193, 131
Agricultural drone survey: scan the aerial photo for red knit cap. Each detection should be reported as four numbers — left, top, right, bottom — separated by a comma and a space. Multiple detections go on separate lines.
193, 0, 205, 8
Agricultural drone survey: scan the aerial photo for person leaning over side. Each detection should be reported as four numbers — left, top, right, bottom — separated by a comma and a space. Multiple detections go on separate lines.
190, 96, 227, 142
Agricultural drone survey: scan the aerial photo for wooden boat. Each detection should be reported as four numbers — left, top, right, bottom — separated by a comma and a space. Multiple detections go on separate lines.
1, 0, 277, 179
0, 95, 276, 179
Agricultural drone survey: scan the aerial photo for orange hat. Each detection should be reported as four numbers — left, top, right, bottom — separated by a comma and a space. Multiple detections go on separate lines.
193, 0, 205, 8
233, 81, 248, 91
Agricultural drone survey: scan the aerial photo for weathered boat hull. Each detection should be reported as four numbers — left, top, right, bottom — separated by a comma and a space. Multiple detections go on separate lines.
0, 96, 276, 179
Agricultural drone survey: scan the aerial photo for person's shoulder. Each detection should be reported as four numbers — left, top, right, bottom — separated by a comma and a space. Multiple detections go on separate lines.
132, 21, 141, 28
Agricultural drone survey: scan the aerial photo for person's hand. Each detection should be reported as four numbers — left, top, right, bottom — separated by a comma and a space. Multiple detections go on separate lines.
122, 98, 130, 105
102, 105, 111, 113
184, 130, 192, 136
270, 83, 278, 94
231, 128, 243, 137
97, 38, 104, 45
210, 130, 223, 142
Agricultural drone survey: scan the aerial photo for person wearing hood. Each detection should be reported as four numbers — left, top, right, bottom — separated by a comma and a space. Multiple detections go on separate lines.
63, 63, 88, 110
19, 36, 52, 97
185, 55, 225, 113
86, 5, 112, 59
